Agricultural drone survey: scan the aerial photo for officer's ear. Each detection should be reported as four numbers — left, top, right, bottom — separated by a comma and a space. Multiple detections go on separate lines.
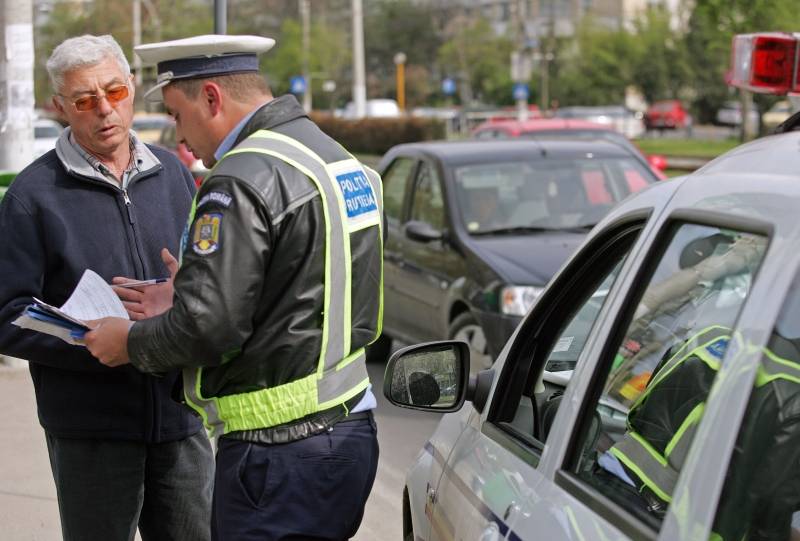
201, 81, 224, 117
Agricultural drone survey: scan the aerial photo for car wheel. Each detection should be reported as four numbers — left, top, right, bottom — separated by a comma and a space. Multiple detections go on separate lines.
365, 333, 392, 363
449, 312, 493, 374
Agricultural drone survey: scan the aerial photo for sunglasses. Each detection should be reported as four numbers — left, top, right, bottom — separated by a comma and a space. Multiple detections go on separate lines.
61, 84, 130, 112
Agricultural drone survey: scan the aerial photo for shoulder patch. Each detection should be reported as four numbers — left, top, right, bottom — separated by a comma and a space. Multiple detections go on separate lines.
192, 212, 222, 255
705, 337, 729, 360
197, 191, 233, 209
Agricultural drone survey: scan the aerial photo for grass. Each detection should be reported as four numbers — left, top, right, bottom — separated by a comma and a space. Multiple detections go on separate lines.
634, 138, 740, 159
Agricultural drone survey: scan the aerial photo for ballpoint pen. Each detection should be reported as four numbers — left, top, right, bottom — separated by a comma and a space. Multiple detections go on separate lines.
114, 278, 170, 288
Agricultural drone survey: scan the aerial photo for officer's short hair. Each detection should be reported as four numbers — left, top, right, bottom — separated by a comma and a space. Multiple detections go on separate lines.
169, 73, 270, 102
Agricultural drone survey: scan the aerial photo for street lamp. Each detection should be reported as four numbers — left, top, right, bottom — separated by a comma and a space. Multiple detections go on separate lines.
393, 52, 407, 112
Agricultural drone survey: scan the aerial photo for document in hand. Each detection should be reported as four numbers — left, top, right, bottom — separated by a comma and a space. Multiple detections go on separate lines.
12, 269, 129, 346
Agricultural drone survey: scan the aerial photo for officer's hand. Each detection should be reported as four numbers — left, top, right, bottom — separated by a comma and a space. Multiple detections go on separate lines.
111, 249, 179, 320
84, 317, 134, 367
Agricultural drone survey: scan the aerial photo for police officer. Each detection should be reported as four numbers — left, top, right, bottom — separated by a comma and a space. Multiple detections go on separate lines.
599, 324, 800, 539
85, 35, 383, 541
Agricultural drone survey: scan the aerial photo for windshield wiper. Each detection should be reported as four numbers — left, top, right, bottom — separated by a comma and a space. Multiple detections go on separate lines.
471, 224, 596, 236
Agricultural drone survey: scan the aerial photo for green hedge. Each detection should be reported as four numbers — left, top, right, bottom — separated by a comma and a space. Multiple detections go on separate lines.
0, 171, 16, 188
0, 171, 15, 202
310, 114, 445, 155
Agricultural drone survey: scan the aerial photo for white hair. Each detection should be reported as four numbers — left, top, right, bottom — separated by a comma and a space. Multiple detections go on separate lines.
46, 34, 131, 94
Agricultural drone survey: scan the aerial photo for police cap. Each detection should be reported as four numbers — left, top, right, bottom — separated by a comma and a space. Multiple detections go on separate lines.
134, 34, 275, 101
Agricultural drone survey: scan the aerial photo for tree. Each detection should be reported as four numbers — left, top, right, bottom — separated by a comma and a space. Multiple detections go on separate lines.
630, 7, 690, 103
437, 16, 513, 105
550, 19, 636, 106
685, 0, 800, 123
262, 18, 350, 104
363, 0, 442, 103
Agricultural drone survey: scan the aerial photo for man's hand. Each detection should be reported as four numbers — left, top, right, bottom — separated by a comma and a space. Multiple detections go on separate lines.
111, 248, 178, 320
84, 317, 134, 367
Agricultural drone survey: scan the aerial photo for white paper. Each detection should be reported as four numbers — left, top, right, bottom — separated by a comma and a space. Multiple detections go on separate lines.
13, 313, 82, 345
60, 269, 129, 320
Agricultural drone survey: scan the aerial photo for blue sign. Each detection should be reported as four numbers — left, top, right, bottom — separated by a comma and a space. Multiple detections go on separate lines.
442, 77, 456, 96
512, 83, 529, 101
289, 76, 307, 94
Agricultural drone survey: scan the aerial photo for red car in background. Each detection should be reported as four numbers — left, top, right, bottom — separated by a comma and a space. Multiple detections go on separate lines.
157, 122, 208, 188
472, 118, 668, 179
645, 99, 692, 131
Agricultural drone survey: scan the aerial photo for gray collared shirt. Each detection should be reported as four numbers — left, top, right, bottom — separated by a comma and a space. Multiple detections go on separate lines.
55, 127, 161, 189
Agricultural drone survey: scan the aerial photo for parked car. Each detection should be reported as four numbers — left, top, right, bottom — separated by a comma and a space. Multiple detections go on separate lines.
554, 105, 646, 139
383, 123, 800, 541
644, 99, 691, 131
340, 98, 401, 119
762, 100, 794, 132
33, 118, 63, 159
157, 122, 207, 187
715, 100, 760, 128
132, 112, 173, 145
371, 139, 659, 370
471, 118, 667, 179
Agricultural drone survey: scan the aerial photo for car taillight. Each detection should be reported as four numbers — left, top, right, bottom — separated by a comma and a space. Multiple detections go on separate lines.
729, 33, 800, 95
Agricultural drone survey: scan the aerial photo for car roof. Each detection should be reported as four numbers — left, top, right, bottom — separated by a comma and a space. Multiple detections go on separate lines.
473, 118, 613, 135
601, 130, 800, 232
386, 139, 635, 167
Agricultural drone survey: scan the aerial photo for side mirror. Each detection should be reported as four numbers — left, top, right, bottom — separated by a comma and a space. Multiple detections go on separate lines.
404, 220, 444, 243
383, 341, 469, 412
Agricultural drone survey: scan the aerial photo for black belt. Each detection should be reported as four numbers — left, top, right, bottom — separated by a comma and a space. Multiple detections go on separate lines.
336, 410, 373, 423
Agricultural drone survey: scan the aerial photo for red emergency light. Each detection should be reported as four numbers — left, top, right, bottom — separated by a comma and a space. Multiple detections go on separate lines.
729, 33, 800, 95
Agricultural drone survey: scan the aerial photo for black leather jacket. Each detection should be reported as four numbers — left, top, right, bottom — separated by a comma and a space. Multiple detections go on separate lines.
129, 95, 382, 442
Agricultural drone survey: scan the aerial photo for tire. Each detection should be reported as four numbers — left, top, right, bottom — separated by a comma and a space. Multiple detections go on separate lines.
365, 333, 392, 363
448, 312, 493, 375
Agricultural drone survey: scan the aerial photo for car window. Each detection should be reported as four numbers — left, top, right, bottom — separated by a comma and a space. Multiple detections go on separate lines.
454, 158, 653, 234
159, 124, 176, 148
569, 223, 768, 531
381, 157, 414, 223
713, 271, 800, 541
34, 125, 60, 138
474, 129, 498, 139
409, 161, 444, 230
491, 221, 644, 455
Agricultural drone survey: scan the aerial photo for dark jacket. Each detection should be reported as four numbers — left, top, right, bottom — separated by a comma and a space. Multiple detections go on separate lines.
0, 141, 202, 442
129, 95, 383, 443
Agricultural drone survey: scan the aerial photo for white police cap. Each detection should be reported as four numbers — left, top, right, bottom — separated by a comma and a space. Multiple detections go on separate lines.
134, 34, 275, 101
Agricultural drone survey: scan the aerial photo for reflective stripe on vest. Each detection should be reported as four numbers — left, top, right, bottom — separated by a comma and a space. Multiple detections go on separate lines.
183, 129, 383, 436
610, 327, 731, 503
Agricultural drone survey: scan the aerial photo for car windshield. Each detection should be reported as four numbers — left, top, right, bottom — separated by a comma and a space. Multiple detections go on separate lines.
133, 118, 170, 131
454, 157, 653, 234
35, 125, 60, 138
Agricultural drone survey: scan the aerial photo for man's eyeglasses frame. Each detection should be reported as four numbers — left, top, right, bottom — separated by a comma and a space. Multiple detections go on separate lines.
58, 84, 130, 112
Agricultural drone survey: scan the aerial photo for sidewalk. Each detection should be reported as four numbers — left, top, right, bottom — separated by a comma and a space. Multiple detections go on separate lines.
0, 365, 60, 540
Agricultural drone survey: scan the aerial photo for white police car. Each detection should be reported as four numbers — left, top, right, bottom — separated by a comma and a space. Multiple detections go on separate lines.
384, 33, 800, 541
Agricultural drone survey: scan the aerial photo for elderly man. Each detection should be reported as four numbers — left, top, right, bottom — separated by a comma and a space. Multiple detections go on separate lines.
0, 35, 213, 541
85, 34, 383, 540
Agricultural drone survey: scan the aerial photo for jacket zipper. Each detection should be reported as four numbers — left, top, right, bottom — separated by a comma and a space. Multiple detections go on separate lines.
122, 189, 135, 224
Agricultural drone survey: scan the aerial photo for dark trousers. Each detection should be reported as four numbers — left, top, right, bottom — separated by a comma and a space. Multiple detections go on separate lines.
212, 412, 379, 541
45, 430, 214, 541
